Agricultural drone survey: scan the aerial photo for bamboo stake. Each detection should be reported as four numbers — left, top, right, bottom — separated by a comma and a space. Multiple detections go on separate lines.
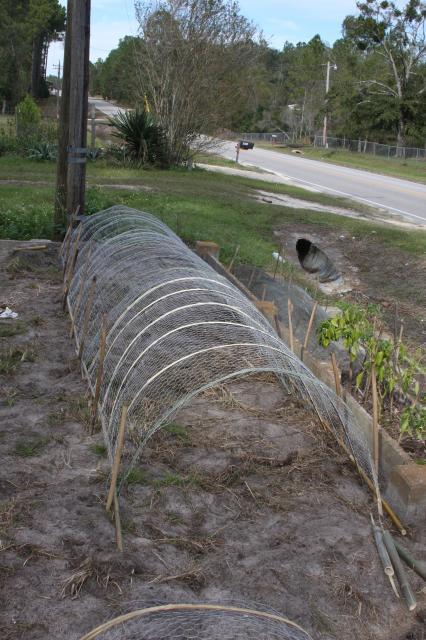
113, 491, 123, 552
78, 276, 97, 360
371, 363, 380, 474
261, 285, 266, 301
247, 266, 256, 290
62, 206, 79, 272
287, 298, 294, 352
330, 352, 342, 398
106, 404, 128, 512
228, 244, 240, 274
91, 315, 107, 429
273, 243, 284, 279
273, 308, 282, 339
71, 241, 93, 337
315, 411, 405, 535
62, 223, 82, 308
383, 530, 417, 611
301, 301, 318, 362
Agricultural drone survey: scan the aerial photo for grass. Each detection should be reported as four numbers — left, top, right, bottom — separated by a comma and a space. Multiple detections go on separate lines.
0, 346, 36, 375
123, 468, 148, 485
0, 156, 425, 266
0, 320, 27, 338
14, 437, 49, 457
257, 143, 426, 184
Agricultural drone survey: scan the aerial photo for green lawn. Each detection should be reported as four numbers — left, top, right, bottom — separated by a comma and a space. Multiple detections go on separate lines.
0, 156, 425, 269
257, 143, 426, 184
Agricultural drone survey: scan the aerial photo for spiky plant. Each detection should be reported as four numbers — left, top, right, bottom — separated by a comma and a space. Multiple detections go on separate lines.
108, 109, 169, 167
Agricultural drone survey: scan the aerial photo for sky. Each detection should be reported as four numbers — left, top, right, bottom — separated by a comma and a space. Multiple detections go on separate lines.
47, 0, 361, 75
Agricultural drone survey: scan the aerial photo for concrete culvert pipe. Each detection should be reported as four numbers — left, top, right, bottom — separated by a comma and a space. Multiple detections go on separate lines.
296, 238, 340, 283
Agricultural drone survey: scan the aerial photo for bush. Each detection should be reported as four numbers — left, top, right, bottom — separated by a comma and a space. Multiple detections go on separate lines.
108, 109, 169, 167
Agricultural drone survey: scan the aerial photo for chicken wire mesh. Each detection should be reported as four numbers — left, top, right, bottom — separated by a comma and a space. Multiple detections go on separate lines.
63, 206, 377, 493
79, 603, 314, 640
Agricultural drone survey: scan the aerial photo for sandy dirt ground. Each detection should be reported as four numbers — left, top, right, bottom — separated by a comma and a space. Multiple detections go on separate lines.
0, 240, 425, 640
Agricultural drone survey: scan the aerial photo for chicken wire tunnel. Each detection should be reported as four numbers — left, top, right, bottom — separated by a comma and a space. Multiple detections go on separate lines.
63, 206, 376, 491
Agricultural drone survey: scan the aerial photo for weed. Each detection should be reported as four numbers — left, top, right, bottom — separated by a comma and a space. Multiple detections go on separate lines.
0, 320, 27, 338
90, 443, 107, 457
67, 396, 91, 430
14, 437, 49, 457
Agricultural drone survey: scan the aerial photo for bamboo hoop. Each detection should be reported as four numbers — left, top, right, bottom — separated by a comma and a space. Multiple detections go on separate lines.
78, 603, 314, 640
301, 301, 318, 362
78, 276, 97, 360
106, 404, 128, 512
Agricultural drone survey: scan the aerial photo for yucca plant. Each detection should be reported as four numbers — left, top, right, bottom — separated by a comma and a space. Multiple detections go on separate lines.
108, 109, 169, 167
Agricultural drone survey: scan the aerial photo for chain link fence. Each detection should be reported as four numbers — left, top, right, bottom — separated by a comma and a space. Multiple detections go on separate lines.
234, 131, 426, 161
314, 135, 426, 160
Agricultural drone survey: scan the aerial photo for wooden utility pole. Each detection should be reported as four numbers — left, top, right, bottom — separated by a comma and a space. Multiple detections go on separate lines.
54, 0, 91, 239
53, 60, 61, 119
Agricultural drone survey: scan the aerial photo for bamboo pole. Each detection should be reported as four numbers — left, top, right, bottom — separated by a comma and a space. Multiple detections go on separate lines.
383, 530, 417, 611
394, 540, 426, 582
371, 363, 380, 474
301, 301, 318, 362
261, 285, 266, 301
78, 275, 96, 360
287, 298, 294, 352
106, 404, 128, 512
370, 514, 394, 576
330, 352, 342, 398
273, 309, 282, 339
91, 315, 107, 430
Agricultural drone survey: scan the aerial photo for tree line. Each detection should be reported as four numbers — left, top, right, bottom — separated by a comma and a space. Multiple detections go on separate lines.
90, 0, 425, 151
0, 0, 65, 109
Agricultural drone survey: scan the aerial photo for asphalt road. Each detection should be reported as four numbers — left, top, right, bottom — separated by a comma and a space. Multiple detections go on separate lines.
214, 140, 426, 226
90, 97, 425, 226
